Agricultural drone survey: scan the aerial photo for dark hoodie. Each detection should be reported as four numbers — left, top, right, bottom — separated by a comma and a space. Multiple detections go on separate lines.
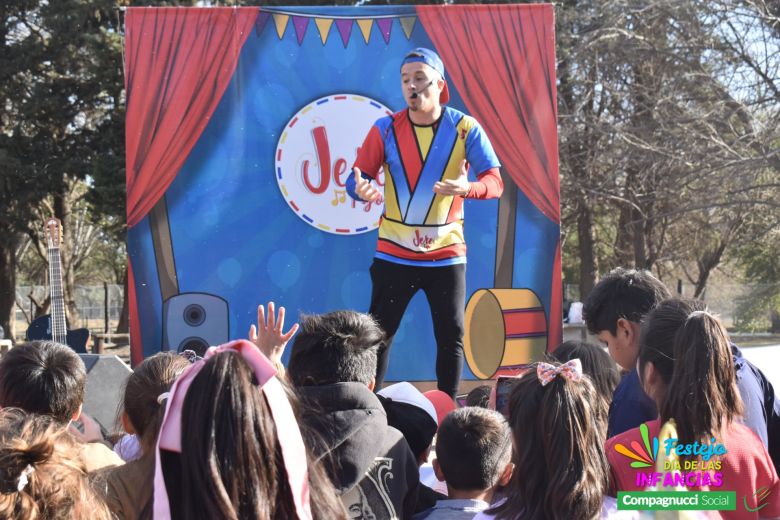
297, 382, 420, 519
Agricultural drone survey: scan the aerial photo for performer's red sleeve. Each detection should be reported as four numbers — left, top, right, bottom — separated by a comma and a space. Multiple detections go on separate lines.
465, 167, 503, 199
353, 125, 384, 180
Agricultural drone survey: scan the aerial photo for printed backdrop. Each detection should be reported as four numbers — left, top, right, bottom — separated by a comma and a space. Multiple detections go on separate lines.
125, 5, 561, 381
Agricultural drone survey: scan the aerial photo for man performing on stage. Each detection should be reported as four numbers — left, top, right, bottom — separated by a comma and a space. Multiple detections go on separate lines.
347, 48, 503, 397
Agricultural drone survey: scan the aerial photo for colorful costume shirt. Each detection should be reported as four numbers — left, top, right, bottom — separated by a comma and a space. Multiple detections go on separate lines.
350, 107, 501, 267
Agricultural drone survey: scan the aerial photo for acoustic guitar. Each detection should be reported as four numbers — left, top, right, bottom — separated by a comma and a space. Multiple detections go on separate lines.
26, 218, 90, 353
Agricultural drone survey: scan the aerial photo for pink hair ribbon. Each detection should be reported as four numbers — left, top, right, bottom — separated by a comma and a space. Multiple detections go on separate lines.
536, 358, 583, 387
153, 340, 312, 519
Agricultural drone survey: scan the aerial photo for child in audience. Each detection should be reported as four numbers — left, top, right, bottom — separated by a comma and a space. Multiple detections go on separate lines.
378, 381, 445, 513
465, 385, 491, 408
477, 360, 637, 519
0, 340, 123, 472
415, 407, 513, 519
549, 340, 621, 433
606, 300, 780, 518
288, 311, 420, 518
155, 339, 347, 519
96, 351, 191, 520
582, 268, 669, 437
584, 268, 780, 462
0, 408, 112, 519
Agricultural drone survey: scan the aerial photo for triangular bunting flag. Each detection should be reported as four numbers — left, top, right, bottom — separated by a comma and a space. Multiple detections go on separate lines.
314, 18, 334, 45
399, 17, 416, 39
273, 14, 289, 39
255, 11, 270, 37
356, 19, 373, 44
335, 19, 353, 47
376, 18, 392, 44
292, 16, 309, 45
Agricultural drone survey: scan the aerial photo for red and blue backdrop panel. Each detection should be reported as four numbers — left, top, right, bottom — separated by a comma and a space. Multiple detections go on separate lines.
125, 5, 560, 381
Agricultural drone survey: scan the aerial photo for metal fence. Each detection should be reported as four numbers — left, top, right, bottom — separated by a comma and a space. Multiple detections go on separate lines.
11, 280, 776, 339
13, 284, 124, 339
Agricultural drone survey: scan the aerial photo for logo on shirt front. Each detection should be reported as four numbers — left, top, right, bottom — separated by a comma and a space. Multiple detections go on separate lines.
275, 94, 388, 235
412, 229, 434, 249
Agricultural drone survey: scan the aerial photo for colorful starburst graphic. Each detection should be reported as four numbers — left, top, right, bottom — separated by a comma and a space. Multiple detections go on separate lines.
614, 423, 659, 468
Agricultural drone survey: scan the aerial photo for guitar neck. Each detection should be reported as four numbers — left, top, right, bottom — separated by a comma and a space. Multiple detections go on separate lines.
47, 245, 68, 344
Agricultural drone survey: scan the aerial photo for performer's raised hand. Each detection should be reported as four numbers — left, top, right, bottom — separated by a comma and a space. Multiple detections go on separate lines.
433, 159, 470, 196
248, 301, 299, 366
353, 167, 381, 202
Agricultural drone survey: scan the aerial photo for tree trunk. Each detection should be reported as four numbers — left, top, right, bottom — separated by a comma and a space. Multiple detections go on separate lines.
770, 309, 780, 334
0, 238, 18, 341
632, 206, 648, 268
577, 199, 598, 300
614, 203, 634, 268
693, 247, 725, 299
116, 266, 129, 334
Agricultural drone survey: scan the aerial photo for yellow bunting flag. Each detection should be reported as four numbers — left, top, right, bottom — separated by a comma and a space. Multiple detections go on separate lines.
356, 19, 373, 44
314, 18, 334, 45
273, 14, 289, 39
399, 17, 416, 39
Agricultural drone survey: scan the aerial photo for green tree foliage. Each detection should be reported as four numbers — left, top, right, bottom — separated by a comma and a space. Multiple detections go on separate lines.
0, 0, 123, 336
733, 230, 780, 332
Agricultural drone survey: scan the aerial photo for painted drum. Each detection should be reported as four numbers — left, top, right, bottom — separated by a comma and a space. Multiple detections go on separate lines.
464, 288, 548, 379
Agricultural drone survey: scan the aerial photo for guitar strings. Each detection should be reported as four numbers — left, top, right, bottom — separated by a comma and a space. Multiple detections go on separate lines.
47, 232, 67, 344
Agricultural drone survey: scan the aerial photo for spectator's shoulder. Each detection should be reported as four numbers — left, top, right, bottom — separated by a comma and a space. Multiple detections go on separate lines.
81, 440, 125, 473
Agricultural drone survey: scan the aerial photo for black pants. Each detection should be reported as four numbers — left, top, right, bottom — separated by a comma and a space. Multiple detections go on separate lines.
368, 258, 466, 397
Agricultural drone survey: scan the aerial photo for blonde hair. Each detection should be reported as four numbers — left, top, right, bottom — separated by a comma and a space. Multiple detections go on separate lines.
0, 408, 112, 520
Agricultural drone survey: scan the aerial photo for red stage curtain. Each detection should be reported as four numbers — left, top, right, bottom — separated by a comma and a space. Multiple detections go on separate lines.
417, 5, 560, 223
418, 5, 562, 349
125, 7, 258, 228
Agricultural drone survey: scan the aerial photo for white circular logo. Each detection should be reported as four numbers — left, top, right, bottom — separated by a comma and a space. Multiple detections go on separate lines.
276, 94, 389, 235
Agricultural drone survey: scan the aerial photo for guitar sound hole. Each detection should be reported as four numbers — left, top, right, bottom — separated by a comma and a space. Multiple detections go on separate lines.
183, 304, 206, 327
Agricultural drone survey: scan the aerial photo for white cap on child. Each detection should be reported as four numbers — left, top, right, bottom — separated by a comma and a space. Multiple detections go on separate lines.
378, 382, 438, 425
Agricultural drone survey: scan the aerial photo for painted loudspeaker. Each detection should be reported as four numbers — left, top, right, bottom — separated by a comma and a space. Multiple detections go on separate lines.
464, 289, 548, 379
162, 292, 229, 356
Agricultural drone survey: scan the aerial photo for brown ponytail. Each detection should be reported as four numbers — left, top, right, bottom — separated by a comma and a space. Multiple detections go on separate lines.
661, 312, 743, 450
171, 351, 347, 519
122, 352, 191, 454
491, 364, 609, 520
0, 408, 112, 520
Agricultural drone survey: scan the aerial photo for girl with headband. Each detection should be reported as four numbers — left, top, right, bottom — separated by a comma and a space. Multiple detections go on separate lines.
95, 352, 191, 520
153, 339, 346, 520
475, 360, 636, 519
